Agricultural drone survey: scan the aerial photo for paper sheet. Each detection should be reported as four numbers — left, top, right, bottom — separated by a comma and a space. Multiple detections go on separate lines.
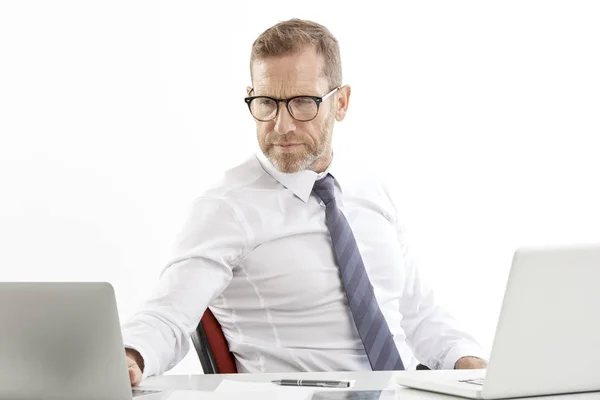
166, 391, 245, 400
214, 380, 315, 400
166, 386, 312, 400
166, 379, 356, 400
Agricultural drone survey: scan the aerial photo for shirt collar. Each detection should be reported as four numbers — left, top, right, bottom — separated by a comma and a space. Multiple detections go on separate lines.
256, 150, 342, 203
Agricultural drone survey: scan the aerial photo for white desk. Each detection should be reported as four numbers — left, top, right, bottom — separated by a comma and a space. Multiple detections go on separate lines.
138, 370, 600, 400
141, 370, 396, 392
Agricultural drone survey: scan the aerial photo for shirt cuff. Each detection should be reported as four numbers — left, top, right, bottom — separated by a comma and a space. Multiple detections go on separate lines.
442, 342, 488, 370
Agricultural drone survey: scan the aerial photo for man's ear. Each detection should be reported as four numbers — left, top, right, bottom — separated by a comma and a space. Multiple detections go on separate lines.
335, 85, 351, 122
246, 86, 253, 96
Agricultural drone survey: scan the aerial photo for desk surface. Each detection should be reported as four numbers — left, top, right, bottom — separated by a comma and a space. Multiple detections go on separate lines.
141, 370, 399, 392
139, 370, 600, 400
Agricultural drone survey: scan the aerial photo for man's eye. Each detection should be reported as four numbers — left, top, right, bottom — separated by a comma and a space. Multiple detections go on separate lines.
258, 99, 274, 106
295, 98, 313, 105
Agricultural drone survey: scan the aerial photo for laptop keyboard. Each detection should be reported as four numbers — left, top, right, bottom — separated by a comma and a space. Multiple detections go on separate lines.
459, 378, 485, 386
132, 389, 162, 397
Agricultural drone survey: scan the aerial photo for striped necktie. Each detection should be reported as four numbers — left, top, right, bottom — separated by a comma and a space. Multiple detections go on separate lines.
313, 174, 405, 371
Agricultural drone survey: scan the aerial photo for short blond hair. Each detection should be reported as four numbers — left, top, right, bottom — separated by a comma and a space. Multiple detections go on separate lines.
250, 18, 342, 88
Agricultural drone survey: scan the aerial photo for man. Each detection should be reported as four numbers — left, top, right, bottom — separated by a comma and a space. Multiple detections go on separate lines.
122, 18, 487, 386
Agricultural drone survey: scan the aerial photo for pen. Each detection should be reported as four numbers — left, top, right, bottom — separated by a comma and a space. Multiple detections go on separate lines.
271, 379, 350, 388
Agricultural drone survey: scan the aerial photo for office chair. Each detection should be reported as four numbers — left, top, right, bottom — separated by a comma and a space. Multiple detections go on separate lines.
191, 307, 432, 373
191, 308, 237, 374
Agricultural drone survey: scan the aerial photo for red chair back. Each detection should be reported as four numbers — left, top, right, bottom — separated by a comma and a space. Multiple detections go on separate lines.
192, 308, 238, 374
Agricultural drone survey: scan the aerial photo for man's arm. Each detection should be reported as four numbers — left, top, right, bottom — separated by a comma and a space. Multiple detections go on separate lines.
121, 196, 249, 379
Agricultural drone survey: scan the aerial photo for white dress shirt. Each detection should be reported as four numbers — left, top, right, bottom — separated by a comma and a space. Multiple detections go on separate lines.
121, 151, 485, 377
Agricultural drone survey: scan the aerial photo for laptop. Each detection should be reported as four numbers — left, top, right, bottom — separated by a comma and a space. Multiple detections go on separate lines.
396, 243, 600, 399
0, 282, 165, 400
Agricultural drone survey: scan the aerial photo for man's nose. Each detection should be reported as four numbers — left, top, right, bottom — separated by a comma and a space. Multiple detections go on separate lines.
273, 102, 296, 134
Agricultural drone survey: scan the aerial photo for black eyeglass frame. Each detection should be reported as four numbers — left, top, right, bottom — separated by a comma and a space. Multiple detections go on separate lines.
244, 87, 340, 122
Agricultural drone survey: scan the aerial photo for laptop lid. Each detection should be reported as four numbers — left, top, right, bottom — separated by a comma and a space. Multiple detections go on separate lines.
0, 282, 133, 400
483, 243, 600, 399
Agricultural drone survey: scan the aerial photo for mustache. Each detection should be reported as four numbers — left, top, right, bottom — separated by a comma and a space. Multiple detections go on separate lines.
266, 134, 306, 145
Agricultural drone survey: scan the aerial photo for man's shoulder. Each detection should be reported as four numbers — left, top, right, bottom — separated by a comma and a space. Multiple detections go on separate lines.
201, 153, 269, 199
180, 155, 268, 228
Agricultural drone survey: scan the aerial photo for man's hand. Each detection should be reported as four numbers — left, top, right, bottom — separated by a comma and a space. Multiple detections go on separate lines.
125, 348, 145, 386
454, 356, 488, 369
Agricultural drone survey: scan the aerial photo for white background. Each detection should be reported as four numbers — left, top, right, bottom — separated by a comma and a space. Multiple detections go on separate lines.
1, 1, 599, 374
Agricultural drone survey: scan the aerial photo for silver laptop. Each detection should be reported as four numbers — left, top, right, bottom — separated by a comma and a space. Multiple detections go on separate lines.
396, 243, 600, 399
0, 282, 164, 400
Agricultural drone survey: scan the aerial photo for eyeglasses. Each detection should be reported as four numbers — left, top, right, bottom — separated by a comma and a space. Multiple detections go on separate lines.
244, 87, 340, 122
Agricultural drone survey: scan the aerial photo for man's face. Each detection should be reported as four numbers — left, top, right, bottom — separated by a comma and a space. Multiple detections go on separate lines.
250, 48, 338, 173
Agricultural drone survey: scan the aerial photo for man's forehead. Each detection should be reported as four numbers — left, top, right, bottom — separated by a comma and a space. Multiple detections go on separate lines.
251, 50, 328, 96
252, 79, 323, 97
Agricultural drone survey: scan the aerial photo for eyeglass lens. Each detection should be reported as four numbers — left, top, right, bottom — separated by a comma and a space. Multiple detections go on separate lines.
250, 97, 318, 121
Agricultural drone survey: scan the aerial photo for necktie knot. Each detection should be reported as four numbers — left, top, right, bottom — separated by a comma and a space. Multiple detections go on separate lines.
312, 174, 336, 205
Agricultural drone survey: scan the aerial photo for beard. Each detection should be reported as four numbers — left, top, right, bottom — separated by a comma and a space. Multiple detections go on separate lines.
258, 112, 335, 173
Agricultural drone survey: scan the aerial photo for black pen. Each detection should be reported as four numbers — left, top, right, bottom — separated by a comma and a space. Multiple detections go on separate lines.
272, 379, 351, 388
